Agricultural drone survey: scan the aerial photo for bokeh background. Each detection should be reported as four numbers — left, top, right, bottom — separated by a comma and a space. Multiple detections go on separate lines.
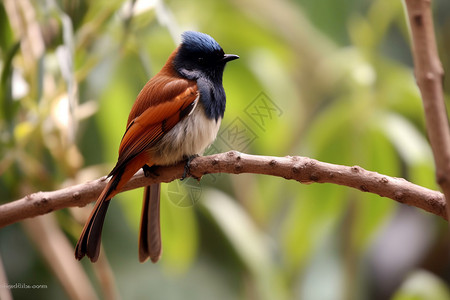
1, 0, 450, 299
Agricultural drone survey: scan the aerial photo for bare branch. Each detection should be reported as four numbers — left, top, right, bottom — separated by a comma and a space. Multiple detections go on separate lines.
404, 0, 450, 214
0, 151, 446, 228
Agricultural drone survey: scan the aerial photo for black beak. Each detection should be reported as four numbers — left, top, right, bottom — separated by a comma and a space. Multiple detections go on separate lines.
222, 54, 239, 63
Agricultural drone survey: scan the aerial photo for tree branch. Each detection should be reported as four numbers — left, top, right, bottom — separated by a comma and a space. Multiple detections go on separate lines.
404, 0, 450, 215
0, 151, 446, 228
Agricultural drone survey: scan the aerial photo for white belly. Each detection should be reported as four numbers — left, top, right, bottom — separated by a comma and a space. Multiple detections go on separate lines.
150, 103, 221, 166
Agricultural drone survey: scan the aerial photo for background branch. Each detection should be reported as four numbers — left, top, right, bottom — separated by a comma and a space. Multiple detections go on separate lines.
404, 0, 450, 215
0, 151, 446, 228
23, 216, 99, 300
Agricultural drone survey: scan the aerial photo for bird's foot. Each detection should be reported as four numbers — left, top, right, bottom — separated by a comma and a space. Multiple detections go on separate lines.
181, 155, 200, 181
142, 164, 159, 178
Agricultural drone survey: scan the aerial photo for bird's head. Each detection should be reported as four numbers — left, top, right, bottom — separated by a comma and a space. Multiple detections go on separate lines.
173, 31, 239, 81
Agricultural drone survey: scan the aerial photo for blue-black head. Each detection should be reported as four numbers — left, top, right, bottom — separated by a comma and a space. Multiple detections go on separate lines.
173, 31, 239, 81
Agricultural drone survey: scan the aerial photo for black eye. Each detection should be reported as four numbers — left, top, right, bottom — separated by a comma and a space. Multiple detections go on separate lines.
197, 57, 204, 63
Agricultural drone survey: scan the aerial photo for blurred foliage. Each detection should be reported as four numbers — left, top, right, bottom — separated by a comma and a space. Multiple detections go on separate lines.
1, 0, 450, 299
392, 270, 450, 300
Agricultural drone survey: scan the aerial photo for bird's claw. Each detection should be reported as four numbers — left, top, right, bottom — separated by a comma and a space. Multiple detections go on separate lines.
142, 164, 159, 178
181, 155, 199, 181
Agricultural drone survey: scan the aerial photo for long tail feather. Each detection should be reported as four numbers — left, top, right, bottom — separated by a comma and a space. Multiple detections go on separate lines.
75, 154, 148, 262
138, 183, 162, 263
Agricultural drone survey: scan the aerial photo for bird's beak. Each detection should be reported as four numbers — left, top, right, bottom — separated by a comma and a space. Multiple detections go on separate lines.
222, 54, 239, 63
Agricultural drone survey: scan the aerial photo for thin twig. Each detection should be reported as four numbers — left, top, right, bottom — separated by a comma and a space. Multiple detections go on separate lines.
404, 0, 450, 215
0, 151, 446, 228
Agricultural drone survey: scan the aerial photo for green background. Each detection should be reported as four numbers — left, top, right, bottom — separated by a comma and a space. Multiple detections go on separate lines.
1, 0, 450, 299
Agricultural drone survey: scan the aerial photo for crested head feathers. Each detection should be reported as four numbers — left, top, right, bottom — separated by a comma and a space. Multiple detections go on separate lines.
180, 31, 224, 55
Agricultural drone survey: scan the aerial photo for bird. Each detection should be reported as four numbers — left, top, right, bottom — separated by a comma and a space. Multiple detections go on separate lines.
74, 31, 239, 263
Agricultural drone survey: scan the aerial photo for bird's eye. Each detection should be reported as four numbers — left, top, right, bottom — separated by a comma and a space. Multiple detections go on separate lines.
197, 57, 204, 63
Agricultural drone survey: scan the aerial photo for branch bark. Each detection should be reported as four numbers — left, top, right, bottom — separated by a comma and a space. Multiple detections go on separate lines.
0, 151, 446, 228
404, 0, 450, 215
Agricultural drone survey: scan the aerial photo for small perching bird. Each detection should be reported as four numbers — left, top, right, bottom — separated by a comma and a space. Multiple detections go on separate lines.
75, 31, 239, 263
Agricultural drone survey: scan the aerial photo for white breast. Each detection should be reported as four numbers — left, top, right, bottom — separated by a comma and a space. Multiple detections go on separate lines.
150, 102, 222, 166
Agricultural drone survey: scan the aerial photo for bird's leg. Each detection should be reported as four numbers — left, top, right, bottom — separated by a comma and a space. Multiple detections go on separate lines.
142, 164, 159, 178
181, 154, 199, 181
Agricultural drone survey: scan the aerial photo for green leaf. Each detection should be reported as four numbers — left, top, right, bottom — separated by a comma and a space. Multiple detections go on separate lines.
282, 183, 346, 272
377, 112, 437, 189
201, 189, 288, 300
0, 3, 14, 51
392, 270, 450, 300
1, 42, 21, 124
159, 183, 199, 273
349, 118, 398, 253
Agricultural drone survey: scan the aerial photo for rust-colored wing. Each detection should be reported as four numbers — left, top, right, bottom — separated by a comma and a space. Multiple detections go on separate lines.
108, 79, 199, 177
126, 60, 193, 126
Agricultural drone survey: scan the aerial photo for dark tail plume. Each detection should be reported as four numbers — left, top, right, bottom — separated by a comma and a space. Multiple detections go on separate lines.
75, 155, 147, 262
138, 183, 162, 263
